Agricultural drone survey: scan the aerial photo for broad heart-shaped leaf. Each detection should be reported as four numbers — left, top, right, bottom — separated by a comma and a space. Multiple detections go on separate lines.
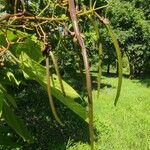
11, 38, 43, 63
2, 102, 33, 143
0, 85, 32, 143
20, 52, 87, 120
0, 84, 17, 108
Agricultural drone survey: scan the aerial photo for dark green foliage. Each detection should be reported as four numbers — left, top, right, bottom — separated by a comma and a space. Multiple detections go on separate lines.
100, 0, 150, 77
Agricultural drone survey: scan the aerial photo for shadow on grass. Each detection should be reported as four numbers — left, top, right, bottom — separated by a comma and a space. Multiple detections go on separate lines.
90, 70, 129, 78
137, 76, 150, 88
63, 71, 113, 97
6, 81, 90, 150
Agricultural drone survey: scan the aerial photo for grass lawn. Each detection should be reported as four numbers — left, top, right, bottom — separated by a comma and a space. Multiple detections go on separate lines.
68, 76, 150, 150
2, 74, 149, 150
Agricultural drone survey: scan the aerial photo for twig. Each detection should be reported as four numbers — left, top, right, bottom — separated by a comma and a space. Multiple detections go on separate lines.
20, 0, 26, 13
14, 0, 18, 14
38, 1, 51, 16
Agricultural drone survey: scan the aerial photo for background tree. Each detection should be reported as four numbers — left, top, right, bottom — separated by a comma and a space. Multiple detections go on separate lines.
98, 0, 150, 77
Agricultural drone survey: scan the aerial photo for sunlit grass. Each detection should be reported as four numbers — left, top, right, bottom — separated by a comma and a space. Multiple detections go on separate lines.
68, 76, 150, 150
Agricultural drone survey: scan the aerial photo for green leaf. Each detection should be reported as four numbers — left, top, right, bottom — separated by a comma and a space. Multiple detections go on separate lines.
0, 29, 29, 45
0, 85, 29, 143
0, 84, 17, 108
11, 38, 43, 63
20, 52, 87, 120
2, 102, 33, 143
5, 93, 17, 108
15, 30, 29, 38
6, 30, 18, 41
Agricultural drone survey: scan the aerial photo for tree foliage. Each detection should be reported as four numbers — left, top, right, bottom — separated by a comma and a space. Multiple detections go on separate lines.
102, 0, 150, 77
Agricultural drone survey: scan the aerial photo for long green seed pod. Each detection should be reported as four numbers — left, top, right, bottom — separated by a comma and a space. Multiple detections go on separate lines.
46, 55, 64, 126
49, 51, 66, 96
106, 24, 123, 106
88, 15, 103, 99
68, 1, 94, 149
97, 43, 103, 99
